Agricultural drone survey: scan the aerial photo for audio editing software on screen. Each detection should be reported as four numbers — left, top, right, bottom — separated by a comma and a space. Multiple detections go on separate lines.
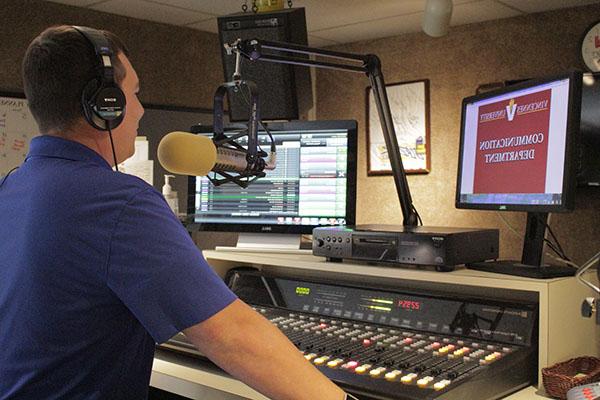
194, 129, 348, 226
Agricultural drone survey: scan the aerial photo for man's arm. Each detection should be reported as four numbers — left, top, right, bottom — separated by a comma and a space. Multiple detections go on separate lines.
183, 299, 346, 400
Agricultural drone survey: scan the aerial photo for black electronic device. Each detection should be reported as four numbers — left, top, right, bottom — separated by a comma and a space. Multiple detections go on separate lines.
161, 269, 537, 400
71, 26, 126, 131
217, 8, 312, 121
312, 225, 499, 272
578, 72, 600, 186
186, 120, 357, 240
456, 71, 582, 278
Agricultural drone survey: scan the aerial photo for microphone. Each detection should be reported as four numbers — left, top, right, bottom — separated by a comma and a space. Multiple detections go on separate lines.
157, 131, 276, 177
160, 52, 276, 187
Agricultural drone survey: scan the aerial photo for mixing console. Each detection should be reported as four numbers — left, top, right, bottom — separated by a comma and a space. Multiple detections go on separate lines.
162, 270, 538, 400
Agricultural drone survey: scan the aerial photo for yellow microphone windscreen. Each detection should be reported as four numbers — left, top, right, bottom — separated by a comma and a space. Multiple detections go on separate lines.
157, 131, 217, 176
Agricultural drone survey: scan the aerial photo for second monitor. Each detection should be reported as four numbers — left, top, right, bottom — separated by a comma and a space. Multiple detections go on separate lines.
187, 120, 357, 251
456, 71, 582, 278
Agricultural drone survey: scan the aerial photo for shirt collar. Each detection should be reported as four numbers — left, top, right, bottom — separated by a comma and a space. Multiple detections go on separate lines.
26, 135, 112, 170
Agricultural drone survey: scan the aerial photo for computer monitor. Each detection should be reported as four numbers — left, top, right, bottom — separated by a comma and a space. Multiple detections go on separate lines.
187, 120, 357, 251
456, 71, 582, 278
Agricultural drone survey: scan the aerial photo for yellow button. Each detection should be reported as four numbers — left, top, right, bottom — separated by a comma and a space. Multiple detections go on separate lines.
417, 376, 434, 388
385, 370, 402, 381
314, 356, 330, 365
304, 353, 317, 361
327, 358, 344, 368
401, 373, 417, 384
433, 379, 451, 391
355, 364, 372, 374
369, 367, 386, 377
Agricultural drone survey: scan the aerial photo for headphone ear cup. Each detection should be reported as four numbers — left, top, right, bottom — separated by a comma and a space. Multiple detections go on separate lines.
81, 79, 126, 131
93, 85, 126, 126
81, 79, 106, 130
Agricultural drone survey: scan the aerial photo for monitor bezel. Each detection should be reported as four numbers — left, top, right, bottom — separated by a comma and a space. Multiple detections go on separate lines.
455, 71, 582, 213
186, 119, 358, 234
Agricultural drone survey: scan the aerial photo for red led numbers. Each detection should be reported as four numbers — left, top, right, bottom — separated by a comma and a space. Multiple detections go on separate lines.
398, 300, 421, 310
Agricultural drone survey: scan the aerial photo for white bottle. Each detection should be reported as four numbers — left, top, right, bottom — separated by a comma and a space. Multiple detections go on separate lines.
162, 174, 179, 216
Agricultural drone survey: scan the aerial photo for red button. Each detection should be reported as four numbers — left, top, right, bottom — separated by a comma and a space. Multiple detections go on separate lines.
363, 339, 372, 346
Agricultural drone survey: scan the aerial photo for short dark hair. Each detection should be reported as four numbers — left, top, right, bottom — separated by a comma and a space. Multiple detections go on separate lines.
22, 25, 130, 133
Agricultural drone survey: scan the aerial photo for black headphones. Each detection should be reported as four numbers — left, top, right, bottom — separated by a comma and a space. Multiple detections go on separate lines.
72, 26, 126, 131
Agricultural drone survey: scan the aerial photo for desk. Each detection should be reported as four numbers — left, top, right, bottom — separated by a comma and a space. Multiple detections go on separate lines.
151, 250, 599, 399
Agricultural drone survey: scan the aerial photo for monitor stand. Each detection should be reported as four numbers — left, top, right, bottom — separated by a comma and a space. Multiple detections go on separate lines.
215, 233, 312, 254
467, 212, 575, 279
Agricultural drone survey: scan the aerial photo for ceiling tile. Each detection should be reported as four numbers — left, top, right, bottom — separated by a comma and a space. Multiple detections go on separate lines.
298, 0, 425, 32
451, 0, 522, 27
90, 0, 213, 25
296, 0, 473, 32
312, 12, 423, 44
43, 0, 600, 45
497, 0, 600, 14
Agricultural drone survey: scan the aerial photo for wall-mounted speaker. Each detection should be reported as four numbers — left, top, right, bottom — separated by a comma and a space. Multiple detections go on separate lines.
218, 8, 312, 121
578, 72, 600, 186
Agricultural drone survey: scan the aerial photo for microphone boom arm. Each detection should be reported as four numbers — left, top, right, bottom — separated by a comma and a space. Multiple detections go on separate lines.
232, 38, 419, 226
211, 77, 276, 188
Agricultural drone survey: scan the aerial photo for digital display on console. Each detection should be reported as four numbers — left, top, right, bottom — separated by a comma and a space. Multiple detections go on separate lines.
271, 277, 534, 345
457, 75, 578, 211
397, 300, 422, 311
230, 271, 537, 345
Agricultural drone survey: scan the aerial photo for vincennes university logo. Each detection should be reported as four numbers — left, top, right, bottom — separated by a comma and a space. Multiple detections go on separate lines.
506, 99, 517, 121
480, 97, 549, 123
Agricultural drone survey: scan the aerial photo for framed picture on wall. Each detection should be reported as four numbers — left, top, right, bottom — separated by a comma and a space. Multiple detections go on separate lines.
366, 79, 431, 175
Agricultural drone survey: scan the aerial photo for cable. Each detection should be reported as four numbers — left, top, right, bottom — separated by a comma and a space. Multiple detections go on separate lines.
412, 205, 423, 226
107, 126, 119, 172
0, 166, 19, 189
545, 252, 580, 269
238, 82, 275, 152
543, 220, 570, 261
544, 239, 566, 260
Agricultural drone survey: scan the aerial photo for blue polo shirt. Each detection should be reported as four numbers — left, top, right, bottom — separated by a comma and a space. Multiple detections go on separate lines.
0, 135, 237, 400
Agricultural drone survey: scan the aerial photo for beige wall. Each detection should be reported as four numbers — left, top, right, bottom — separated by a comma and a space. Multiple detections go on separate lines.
2, 1, 599, 262
1, 0, 222, 109
315, 4, 600, 265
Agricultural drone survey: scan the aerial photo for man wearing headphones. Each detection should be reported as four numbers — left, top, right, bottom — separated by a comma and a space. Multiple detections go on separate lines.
0, 26, 348, 400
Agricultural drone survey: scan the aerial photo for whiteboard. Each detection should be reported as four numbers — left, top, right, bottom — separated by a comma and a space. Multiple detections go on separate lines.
0, 93, 39, 177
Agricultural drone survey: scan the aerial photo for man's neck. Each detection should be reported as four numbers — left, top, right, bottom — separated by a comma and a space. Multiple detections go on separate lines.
46, 124, 114, 167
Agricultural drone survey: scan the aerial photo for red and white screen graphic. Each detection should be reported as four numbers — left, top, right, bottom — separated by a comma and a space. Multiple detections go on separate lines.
473, 89, 551, 194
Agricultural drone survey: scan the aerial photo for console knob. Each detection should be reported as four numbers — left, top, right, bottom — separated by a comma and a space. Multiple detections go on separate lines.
316, 239, 325, 247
